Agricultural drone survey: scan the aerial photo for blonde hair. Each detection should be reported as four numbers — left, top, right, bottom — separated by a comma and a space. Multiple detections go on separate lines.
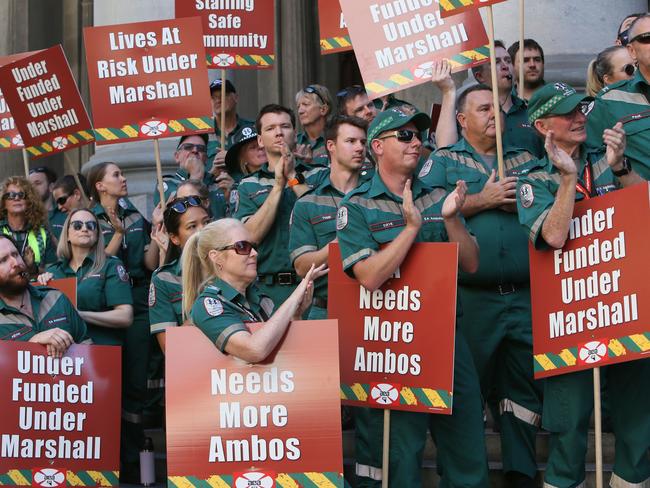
57, 208, 106, 278
181, 218, 244, 315
586, 46, 628, 97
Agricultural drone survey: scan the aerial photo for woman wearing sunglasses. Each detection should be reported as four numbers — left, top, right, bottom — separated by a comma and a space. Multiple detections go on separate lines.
37, 209, 133, 345
586, 46, 636, 96
0, 177, 56, 277
149, 196, 210, 352
181, 218, 326, 362
49, 174, 89, 241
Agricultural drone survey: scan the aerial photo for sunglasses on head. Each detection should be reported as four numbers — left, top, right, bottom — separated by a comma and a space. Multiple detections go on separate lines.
216, 240, 256, 255
178, 143, 207, 153
623, 63, 637, 76
304, 85, 326, 105
377, 129, 422, 143
3, 191, 26, 201
618, 29, 630, 46
336, 85, 366, 99
630, 32, 650, 44
28, 167, 48, 175
166, 196, 203, 216
56, 194, 71, 206
69, 220, 98, 232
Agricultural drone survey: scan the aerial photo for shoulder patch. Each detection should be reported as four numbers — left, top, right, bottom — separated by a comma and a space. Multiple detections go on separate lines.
336, 206, 348, 231
519, 183, 534, 209
148, 283, 156, 307
418, 159, 433, 178
203, 297, 224, 317
116, 264, 130, 283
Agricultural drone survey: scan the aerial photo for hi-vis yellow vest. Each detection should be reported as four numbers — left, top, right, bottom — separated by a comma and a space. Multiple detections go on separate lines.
1, 226, 47, 264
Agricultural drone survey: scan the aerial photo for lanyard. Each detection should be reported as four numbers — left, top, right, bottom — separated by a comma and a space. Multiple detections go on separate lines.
575, 162, 594, 200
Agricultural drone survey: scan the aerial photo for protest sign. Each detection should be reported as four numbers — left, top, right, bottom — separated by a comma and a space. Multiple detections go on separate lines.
318, 0, 353, 54
439, 0, 509, 17
0, 46, 94, 158
165, 323, 344, 487
175, 0, 276, 69
529, 183, 650, 379
84, 17, 213, 145
0, 342, 121, 486
0, 89, 23, 152
328, 243, 458, 414
35, 278, 77, 308
340, 0, 489, 98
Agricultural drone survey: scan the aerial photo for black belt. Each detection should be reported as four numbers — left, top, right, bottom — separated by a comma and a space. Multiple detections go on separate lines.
258, 272, 298, 286
463, 282, 529, 296
312, 297, 327, 309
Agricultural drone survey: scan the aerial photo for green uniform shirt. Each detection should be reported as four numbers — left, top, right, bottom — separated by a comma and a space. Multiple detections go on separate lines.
190, 278, 274, 353
153, 168, 227, 218
233, 162, 328, 277
0, 220, 57, 269
337, 171, 457, 275
0, 285, 88, 343
586, 70, 650, 180
49, 207, 68, 241
207, 115, 255, 169
517, 147, 618, 249
297, 131, 329, 162
46, 255, 132, 345
420, 138, 538, 285
149, 258, 183, 335
505, 91, 545, 158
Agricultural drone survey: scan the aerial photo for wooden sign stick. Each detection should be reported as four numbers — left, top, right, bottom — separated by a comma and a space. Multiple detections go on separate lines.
220, 69, 227, 150
382, 409, 390, 488
153, 139, 166, 212
518, 0, 525, 100
593, 367, 603, 488
486, 6, 505, 179
21, 148, 29, 178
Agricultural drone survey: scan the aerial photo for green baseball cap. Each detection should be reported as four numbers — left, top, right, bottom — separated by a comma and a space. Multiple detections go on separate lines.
528, 82, 593, 124
367, 108, 431, 145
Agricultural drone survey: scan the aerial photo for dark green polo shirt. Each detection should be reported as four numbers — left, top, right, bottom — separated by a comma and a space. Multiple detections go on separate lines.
420, 138, 538, 285
0, 285, 88, 343
149, 258, 183, 335
517, 146, 618, 249
48, 207, 68, 241
586, 70, 650, 180
190, 278, 274, 353
46, 255, 132, 345
297, 131, 328, 162
505, 91, 545, 158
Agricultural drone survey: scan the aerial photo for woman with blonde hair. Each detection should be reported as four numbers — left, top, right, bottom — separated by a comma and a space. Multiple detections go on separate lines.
0, 176, 56, 276
181, 218, 325, 362
38, 208, 133, 345
586, 46, 636, 96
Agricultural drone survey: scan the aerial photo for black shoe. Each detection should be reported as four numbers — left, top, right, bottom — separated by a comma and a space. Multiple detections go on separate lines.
119, 462, 141, 485
505, 471, 537, 488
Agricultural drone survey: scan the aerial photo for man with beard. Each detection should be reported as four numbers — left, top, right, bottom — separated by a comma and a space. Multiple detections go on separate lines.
0, 235, 88, 354
508, 39, 546, 101
337, 85, 378, 123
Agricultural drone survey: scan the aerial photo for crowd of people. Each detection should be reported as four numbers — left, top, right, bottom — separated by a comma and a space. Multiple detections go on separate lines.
1, 10, 650, 488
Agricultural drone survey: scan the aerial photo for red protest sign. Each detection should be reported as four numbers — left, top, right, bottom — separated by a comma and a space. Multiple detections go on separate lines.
328, 243, 457, 414
0, 46, 94, 159
530, 183, 650, 379
439, 0, 509, 18
165, 323, 344, 486
318, 0, 352, 55
84, 17, 213, 145
0, 342, 121, 486
0, 53, 36, 152
175, 0, 276, 69
340, 0, 489, 98
35, 278, 77, 308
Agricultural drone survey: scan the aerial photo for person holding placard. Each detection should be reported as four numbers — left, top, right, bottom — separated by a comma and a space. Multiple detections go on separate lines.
336, 108, 488, 487
37, 209, 133, 346
0, 234, 89, 356
295, 84, 334, 165
517, 82, 649, 488
150, 196, 211, 352
420, 84, 542, 487
181, 218, 326, 361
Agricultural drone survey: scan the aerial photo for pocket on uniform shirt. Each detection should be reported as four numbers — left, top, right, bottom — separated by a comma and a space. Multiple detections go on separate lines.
447, 168, 483, 193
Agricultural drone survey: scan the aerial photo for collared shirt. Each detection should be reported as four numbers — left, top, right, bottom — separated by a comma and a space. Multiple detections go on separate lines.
190, 278, 274, 353
0, 284, 88, 343
149, 258, 183, 335
297, 131, 328, 162
516, 146, 618, 249
586, 69, 650, 180
47, 255, 133, 345
48, 207, 68, 241
337, 171, 457, 275
153, 168, 228, 219
505, 90, 545, 158
421, 138, 538, 285
233, 161, 328, 276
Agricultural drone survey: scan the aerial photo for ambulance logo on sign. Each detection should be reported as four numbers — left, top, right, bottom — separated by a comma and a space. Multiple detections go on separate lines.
32, 468, 65, 487
578, 340, 609, 365
370, 382, 401, 406
213, 53, 235, 67
139, 120, 168, 137
52, 136, 69, 150
234, 471, 276, 488
413, 61, 433, 80
11, 134, 23, 146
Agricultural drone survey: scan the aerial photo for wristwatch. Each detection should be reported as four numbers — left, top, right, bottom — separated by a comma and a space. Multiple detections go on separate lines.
612, 157, 631, 177
287, 172, 306, 187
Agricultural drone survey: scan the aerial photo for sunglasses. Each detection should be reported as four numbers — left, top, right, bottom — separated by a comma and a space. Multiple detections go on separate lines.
166, 196, 203, 215
70, 220, 98, 232
178, 143, 207, 153
618, 29, 630, 46
622, 63, 636, 76
55, 194, 71, 206
377, 129, 422, 143
304, 85, 326, 105
28, 167, 48, 175
216, 240, 257, 255
336, 85, 366, 99
3, 191, 26, 201
630, 32, 650, 44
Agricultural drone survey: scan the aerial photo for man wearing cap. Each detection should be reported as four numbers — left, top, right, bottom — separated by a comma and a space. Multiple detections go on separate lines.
420, 83, 542, 488
154, 133, 231, 218
587, 14, 650, 180
295, 84, 333, 165
289, 115, 369, 320
517, 82, 648, 488
234, 104, 327, 307
337, 108, 488, 487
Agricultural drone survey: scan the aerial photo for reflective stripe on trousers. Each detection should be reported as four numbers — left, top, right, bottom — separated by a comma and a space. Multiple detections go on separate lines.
356, 463, 382, 481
